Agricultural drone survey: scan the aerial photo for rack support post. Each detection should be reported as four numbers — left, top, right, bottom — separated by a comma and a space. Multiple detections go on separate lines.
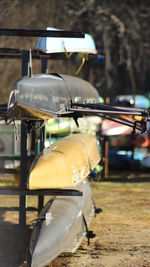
19, 50, 29, 226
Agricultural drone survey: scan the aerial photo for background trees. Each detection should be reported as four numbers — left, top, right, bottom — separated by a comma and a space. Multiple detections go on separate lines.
0, 0, 149, 102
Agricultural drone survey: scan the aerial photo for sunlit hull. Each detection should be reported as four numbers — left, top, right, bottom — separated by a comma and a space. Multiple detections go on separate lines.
29, 179, 95, 267
8, 73, 99, 120
28, 133, 100, 189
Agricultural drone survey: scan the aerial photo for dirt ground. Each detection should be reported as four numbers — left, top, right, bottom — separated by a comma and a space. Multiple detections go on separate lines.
0, 171, 150, 267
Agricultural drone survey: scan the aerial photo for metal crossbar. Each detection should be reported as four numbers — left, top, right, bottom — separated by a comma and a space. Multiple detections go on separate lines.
0, 189, 82, 196
0, 28, 84, 38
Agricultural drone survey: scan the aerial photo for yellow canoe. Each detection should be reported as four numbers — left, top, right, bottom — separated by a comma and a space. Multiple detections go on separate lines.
28, 133, 100, 189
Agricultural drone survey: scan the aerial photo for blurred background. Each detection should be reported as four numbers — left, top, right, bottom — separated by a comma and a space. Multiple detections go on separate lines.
0, 3, 150, 266
0, 0, 150, 103
0, 0, 149, 176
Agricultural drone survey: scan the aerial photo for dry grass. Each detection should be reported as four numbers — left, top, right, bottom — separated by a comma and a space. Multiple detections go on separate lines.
0, 171, 150, 266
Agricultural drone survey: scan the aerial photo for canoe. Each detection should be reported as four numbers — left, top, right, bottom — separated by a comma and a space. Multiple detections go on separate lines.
7, 73, 99, 120
36, 27, 97, 54
45, 116, 102, 136
141, 155, 150, 168
114, 95, 150, 108
28, 133, 100, 189
109, 148, 146, 169
101, 118, 149, 148
109, 134, 149, 148
101, 116, 133, 136
46, 118, 71, 135
29, 179, 95, 267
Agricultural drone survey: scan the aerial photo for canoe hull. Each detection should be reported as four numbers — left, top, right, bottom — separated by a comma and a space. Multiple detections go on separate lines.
29, 133, 100, 189
141, 155, 150, 168
29, 179, 94, 267
37, 27, 97, 54
8, 73, 99, 120
114, 95, 150, 108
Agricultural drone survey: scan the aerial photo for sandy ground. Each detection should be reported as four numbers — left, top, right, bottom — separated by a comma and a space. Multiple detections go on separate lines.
0, 172, 150, 267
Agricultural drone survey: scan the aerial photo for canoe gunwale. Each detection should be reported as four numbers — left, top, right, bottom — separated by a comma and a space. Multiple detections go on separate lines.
29, 180, 95, 267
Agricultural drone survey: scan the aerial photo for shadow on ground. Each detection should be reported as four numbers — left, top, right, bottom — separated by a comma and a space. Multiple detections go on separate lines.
98, 169, 150, 183
100, 176, 150, 183
0, 207, 31, 267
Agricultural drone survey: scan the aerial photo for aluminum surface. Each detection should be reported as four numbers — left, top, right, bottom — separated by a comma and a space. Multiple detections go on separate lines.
30, 179, 94, 267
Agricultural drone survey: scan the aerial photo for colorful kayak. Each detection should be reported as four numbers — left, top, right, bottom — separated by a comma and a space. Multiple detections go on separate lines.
28, 133, 100, 189
29, 179, 95, 267
101, 118, 149, 148
114, 95, 150, 108
109, 148, 146, 169
46, 116, 102, 136
108, 134, 149, 148
101, 117, 132, 136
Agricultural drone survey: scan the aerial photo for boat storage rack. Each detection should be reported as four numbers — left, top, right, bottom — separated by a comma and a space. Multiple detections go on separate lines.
0, 29, 84, 227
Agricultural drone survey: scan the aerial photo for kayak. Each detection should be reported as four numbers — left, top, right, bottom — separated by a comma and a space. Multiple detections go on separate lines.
114, 95, 150, 108
101, 117, 132, 136
29, 179, 95, 267
141, 154, 150, 168
46, 116, 102, 136
109, 148, 146, 169
28, 133, 100, 189
101, 118, 149, 148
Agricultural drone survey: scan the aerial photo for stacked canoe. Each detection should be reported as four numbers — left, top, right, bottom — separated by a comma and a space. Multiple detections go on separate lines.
30, 179, 95, 267
28, 133, 100, 189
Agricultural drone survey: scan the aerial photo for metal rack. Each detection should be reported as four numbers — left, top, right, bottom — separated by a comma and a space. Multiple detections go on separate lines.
0, 29, 84, 227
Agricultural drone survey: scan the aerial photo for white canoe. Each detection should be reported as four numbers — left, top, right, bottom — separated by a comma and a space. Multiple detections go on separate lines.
29, 179, 95, 267
28, 133, 100, 189
36, 27, 97, 54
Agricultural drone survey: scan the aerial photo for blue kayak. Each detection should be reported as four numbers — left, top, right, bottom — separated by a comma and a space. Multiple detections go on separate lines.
114, 95, 150, 108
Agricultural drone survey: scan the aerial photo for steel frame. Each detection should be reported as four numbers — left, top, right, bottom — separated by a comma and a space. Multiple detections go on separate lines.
0, 29, 84, 227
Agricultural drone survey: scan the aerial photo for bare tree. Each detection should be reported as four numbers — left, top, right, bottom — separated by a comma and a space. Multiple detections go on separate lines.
0, 0, 149, 102
65, 0, 150, 100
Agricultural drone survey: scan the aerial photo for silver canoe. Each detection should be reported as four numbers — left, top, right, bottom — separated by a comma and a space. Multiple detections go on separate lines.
7, 73, 99, 120
29, 179, 95, 267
